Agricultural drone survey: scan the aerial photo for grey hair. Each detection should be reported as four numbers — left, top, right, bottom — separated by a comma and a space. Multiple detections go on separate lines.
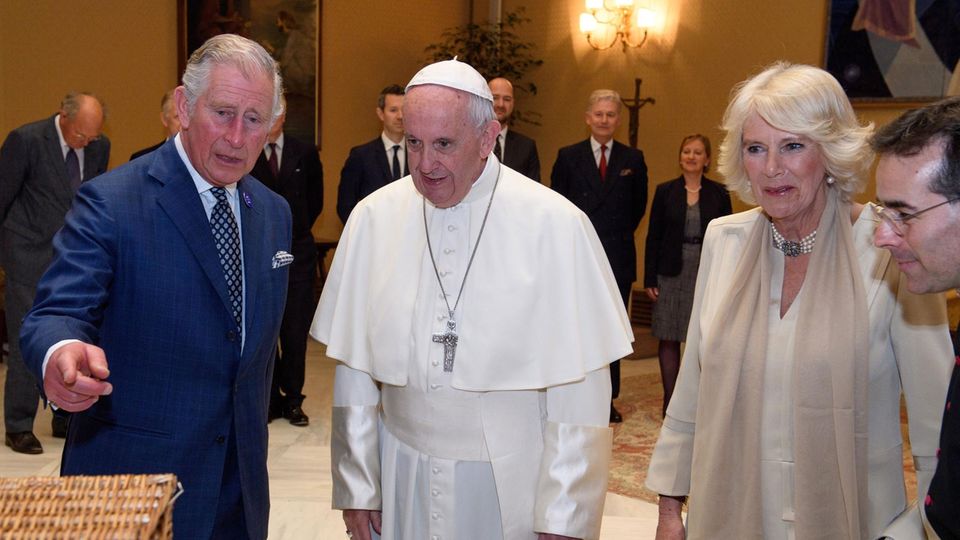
181, 34, 284, 122
466, 92, 496, 132
717, 62, 874, 205
586, 89, 623, 113
61, 92, 107, 121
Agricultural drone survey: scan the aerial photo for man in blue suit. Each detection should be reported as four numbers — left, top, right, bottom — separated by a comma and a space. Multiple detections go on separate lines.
20, 34, 292, 540
551, 89, 648, 424
336, 84, 407, 223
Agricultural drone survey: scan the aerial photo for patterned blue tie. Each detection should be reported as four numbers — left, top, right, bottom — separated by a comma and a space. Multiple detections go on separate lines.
210, 187, 243, 335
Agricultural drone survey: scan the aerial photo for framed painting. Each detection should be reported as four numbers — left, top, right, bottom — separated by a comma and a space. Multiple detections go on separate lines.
178, 0, 321, 146
824, 0, 960, 102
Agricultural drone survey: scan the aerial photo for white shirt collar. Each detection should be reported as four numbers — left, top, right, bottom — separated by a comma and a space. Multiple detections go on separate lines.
590, 136, 612, 154
265, 132, 284, 153
174, 132, 238, 196
53, 114, 80, 161
381, 132, 404, 152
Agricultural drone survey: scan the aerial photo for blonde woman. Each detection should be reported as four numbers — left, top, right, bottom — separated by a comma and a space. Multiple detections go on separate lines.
646, 62, 953, 539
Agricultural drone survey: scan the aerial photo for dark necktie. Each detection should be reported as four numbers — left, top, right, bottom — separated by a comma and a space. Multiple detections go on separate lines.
268, 143, 280, 179
599, 144, 608, 181
210, 187, 243, 336
391, 144, 402, 180
494, 135, 502, 162
65, 148, 81, 191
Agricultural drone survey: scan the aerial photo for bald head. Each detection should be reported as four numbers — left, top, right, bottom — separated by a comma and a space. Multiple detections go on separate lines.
59, 93, 105, 149
160, 89, 181, 137
488, 77, 514, 126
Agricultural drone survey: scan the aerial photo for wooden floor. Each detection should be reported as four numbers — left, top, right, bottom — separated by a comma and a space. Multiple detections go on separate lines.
0, 340, 663, 539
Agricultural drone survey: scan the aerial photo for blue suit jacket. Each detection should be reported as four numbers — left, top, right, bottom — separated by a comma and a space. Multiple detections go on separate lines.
336, 136, 406, 223
21, 140, 292, 540
502, 129, 541, 182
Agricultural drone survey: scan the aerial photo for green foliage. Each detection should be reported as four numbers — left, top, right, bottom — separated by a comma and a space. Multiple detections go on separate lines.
424, 7, 543, 126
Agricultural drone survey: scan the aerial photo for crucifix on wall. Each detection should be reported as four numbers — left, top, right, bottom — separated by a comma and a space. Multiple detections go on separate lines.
624, 78, 655, 149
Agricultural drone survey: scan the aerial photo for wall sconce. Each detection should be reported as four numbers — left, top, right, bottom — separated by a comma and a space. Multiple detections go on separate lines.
580, 0, 656, 52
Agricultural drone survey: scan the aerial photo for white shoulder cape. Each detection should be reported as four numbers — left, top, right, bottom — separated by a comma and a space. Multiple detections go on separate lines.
311, 158, 633, 391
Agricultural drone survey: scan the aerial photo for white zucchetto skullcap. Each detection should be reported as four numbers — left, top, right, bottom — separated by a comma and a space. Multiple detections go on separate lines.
406, 57, 493, 102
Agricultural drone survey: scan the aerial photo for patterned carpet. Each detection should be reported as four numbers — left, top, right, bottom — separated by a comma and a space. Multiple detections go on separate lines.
608, 373, 919, 505
608, 373, 663, 504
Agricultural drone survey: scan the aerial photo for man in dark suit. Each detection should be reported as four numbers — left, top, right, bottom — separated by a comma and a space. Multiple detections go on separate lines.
872, 96, 960, 540
129, 89, 181, 161
488, 77, 540, 182
250, 98, 322, 427
550, 89, 648, 424
336, 84, 407, 223
0, 92, 110, 454
20, 34, 291, 539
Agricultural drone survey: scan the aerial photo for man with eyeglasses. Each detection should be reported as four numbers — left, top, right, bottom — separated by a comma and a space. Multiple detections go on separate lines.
0, 91, 110, 455
873, 96, 960, 540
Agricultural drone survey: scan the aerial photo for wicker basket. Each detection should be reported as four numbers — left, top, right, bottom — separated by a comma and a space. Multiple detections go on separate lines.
0, 474, 179, 539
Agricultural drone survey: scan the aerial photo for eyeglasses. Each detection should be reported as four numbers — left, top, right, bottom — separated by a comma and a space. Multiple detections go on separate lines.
873, 196, 960, 236
72, 130, 101, 144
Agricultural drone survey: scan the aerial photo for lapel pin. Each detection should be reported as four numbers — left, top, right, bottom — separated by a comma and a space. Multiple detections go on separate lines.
242, 192, 253, 208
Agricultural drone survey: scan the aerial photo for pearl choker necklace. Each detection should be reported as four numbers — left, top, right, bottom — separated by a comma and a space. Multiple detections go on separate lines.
771, 224, 816, 257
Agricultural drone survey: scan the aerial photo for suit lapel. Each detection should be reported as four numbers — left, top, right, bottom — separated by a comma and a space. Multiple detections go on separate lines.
82, 143, 103, 181
503, 131, 516, 169
577, 140, 603, 195
599, 141, 627, 199
278, 142, 298, 182
374, 139, 393, 183
237, 179, 265, 346
253, 153, 277, 188
152, 145, 237, 321
42, 119, 73, 193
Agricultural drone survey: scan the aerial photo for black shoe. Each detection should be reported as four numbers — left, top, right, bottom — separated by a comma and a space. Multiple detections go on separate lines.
284, 406, 309, 427
5, 431, 43, 454
609, 404, 623, 424
52, 415, 68, 439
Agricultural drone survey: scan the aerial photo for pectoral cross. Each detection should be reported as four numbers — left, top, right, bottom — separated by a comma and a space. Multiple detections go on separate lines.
432, 316, 458, 372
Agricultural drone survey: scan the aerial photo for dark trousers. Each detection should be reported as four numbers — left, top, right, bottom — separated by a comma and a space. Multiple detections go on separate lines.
4, 278, 39, 433
611, 281, 632, 400
270, 276, 315, 409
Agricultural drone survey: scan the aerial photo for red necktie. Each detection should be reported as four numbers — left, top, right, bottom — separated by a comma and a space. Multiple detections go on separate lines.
599, 144, 608, 181
268, 143, 279, 179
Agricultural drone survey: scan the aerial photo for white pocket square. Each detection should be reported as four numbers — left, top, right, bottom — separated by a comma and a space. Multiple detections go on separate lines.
271, 251, 294, 269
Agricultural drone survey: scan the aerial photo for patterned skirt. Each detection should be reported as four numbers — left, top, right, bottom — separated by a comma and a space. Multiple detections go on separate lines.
651, 242, 701, 342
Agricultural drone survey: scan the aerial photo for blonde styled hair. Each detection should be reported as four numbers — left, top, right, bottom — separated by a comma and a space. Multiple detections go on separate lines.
717, 62, 873, 205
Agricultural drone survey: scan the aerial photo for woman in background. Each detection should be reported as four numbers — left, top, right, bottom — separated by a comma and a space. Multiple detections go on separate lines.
643, 134, 732, 416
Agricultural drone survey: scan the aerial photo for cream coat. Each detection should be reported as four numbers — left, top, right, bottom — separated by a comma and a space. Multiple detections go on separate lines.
646, 206, 953, 538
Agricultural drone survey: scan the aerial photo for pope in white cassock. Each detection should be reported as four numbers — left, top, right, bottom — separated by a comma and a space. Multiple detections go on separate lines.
310, 59, 634, 540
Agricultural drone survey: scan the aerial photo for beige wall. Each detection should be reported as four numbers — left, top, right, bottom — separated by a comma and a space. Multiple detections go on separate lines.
0, 0, 930, 273
0, 2, 178, 166
508, 0, 914, 271
317, 1, 469, 238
